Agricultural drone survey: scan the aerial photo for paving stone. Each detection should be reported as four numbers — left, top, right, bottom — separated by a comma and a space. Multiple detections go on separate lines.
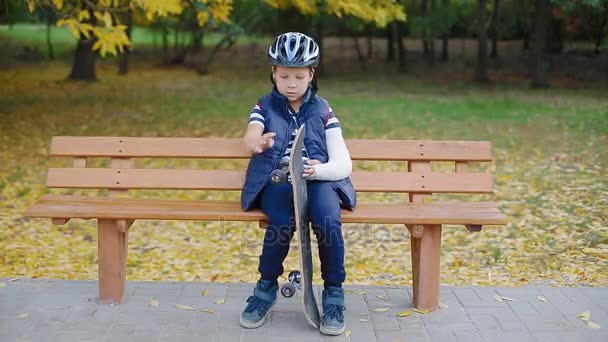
180, 282, 228, 298
531, 330, 591, 342
452, 287, 508, 309
423, 322, 477, 332
2, 278, 607, 342
427, 331, 456, 342
478, 330, 537, 342
453, 332, 483, 342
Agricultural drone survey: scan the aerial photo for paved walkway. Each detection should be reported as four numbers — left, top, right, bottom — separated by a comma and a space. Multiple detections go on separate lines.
0, 278, 606, 342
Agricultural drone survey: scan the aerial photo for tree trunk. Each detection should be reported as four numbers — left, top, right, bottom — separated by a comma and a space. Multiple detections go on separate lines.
46, 12, 54, 60
162, 25, 169, 64
440, 0, 449, 62
545, 15, 563, 53
422, 0, 430, 56
592, 8, 608, 55
314, 14, 325, 75
428, 0, 436, 63
490, 0, 500, 59
196, 34, 235, 75
366, 25, 373, 59
530, 0, 550, 88
69, 38, 97, 81
592, 9, 608, 55
396, 21, 407, 72
474, 0, 490, 83
352, 34, 367, 71
118, 5, 133, 75
441, 35, 448, 61
192, 28, 203, 53
386, 26, 395, 62
68, 6, 96, 81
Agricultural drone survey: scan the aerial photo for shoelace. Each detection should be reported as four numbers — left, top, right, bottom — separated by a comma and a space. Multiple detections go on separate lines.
323, 304, 345, 323
245, 295, 271, 313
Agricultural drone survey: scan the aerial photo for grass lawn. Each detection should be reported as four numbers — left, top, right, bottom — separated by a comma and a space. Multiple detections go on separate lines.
0, 41, 606, 288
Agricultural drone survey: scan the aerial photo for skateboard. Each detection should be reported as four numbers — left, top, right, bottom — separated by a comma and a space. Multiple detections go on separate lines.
270, 124, 321, 329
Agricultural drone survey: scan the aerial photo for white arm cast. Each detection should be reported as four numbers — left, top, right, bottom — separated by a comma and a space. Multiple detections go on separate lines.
311, 128, 352, 181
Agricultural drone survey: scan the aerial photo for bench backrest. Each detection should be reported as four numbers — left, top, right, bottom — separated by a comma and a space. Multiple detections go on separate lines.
45, 137, 495, 199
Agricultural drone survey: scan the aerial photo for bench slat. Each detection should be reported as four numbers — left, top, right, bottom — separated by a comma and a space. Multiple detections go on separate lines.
49, 137, 493, 161
46, 168, 494, 193
24, 195, 508, 225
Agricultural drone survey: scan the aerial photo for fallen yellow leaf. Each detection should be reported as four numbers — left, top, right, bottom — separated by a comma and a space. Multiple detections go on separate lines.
397, 310, 413, 317
414, 308, 432, 314
175, 304, 196, 311
201, 288, 209, 297
587, 321, 600, 329
577, 310, 591, 322
582, 247, 603, 255
376, 295, 389, 300
149, 299, 159, 307
17, 313, 28, 319
9, 278, 20, 282
200, 309, 215, 314
372, 307, 391, 313
345, 330, 352, 337
214, 298, 225, 305
500, 296, 518, 302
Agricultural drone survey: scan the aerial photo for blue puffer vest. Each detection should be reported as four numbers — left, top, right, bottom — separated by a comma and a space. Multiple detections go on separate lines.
241, 86, 357, 212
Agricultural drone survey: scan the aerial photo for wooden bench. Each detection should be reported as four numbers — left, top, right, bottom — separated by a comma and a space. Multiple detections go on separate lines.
24, 136, 507, 309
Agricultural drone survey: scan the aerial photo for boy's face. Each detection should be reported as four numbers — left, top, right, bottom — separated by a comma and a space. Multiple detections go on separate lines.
272, 66, 314, 104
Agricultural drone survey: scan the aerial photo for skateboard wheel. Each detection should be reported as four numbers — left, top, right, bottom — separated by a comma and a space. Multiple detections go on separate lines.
288, 270, 302, 285
270, 169, 287, 183
281, 283, 296, 298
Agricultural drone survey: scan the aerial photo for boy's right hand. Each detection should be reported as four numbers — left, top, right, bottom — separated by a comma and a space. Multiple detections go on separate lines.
246, 132, 276, 154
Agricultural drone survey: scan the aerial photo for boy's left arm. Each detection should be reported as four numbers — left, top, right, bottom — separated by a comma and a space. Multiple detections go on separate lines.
303, 127, 352, 181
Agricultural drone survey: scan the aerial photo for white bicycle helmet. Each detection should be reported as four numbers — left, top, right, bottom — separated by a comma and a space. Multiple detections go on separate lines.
268, 32, 320, 67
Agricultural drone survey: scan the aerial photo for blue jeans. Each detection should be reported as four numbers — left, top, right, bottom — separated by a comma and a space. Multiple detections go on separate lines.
257, 180, 346, 288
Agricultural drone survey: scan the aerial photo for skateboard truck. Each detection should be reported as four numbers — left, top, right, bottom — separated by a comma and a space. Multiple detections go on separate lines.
281, 270, 302, 298
270, 160, 290, 184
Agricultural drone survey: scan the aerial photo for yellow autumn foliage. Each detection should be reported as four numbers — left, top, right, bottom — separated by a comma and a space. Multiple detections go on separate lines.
25, 0, 234, 57
264, 0, 407, 27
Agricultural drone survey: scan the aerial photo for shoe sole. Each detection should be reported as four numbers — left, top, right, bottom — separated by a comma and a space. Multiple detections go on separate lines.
240, 315, 266, 329
320, 323, 345, 336
239, 300, 276, 329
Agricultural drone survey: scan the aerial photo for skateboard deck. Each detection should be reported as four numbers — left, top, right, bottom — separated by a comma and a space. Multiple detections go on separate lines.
272, 124, 321, 328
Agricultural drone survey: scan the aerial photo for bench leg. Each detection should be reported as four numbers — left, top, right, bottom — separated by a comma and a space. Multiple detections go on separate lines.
97, 219, 128, 304
410, 224, 441, 310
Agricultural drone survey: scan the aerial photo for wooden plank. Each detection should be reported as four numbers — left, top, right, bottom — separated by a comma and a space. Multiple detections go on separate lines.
411, 224, 442, 310
52, 218, 69, 225
24, 195, 508, 225
407, 161, 441, 309
408, 162, 432, 203
45, 168, 495, 193
49, 137, 493, 161
109, 158, 133, 197
97, 219, 126, 304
